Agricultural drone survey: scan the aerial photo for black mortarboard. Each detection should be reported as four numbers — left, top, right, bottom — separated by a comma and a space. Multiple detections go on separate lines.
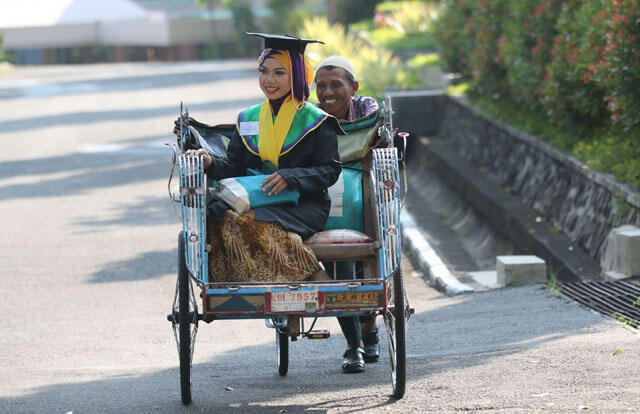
246, 32, 323, 54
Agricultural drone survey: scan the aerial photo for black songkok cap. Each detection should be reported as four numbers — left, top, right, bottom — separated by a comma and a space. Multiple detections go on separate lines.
245, 32, 323, 54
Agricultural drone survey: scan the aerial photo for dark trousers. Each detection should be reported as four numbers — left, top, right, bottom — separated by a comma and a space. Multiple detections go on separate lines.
325, 261, 361, 349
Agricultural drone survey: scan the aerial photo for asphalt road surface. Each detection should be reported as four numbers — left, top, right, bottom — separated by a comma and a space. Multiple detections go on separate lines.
1, 61, 639, 413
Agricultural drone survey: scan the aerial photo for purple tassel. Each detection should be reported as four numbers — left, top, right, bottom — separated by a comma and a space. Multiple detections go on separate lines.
289, 52, 309, 104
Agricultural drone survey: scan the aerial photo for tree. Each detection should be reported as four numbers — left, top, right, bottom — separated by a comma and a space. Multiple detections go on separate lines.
327, 0, 381, 25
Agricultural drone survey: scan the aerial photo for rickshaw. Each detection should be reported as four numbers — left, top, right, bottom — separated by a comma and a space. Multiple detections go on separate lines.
167, 98, 411, 405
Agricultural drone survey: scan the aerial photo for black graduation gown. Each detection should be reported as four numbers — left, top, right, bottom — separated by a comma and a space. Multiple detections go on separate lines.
205, 119, 342, 240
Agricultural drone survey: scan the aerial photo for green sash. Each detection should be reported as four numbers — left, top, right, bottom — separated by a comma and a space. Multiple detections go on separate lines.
236, 102, 331, 158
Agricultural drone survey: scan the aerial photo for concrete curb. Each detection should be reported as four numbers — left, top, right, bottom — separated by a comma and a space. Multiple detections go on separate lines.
417, 138, 601, 283
401, 209, 474, 295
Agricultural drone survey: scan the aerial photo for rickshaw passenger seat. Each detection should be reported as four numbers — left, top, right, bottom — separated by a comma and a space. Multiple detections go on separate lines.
304, 229, 379, 262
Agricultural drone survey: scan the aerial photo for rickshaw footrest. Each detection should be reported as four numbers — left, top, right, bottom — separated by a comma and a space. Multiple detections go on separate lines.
304, 330, 330, 339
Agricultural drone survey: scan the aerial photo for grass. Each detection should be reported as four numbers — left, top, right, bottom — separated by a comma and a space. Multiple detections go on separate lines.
349, 19, 375, 33
446, 81, 470, 96
407, 53, 440, 68
368, 28, 435, 50
610, 312, 640, 329
546, 273, 560, 297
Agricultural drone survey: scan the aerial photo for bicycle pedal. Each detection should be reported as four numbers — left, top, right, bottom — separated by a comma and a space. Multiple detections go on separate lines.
305, 330, 330, 339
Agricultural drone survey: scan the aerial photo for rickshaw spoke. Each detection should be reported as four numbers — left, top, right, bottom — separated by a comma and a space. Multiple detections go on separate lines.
187, 274, 199, 362
170, 276, 181, 355
384, 312, 397, 379
383, 268, 406, 398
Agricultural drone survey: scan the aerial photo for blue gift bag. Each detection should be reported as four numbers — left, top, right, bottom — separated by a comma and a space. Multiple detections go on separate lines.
213, 174, 300, 214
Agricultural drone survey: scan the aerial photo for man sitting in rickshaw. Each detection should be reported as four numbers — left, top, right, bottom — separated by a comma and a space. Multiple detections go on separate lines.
314, 55, 381, 373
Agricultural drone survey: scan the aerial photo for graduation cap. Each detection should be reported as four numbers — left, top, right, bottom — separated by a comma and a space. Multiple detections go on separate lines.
246, 32, 323, 54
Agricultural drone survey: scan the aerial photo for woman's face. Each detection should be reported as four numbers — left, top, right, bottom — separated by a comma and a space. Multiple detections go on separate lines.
259, 57, 291, 100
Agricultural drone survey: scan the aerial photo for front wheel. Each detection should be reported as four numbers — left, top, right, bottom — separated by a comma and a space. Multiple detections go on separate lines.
178, 232, 198, 405
277, 329, 289, 376
384, 268, 406, 398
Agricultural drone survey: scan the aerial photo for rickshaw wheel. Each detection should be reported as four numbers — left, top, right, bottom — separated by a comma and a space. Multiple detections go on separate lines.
178, 232, 194, 405
276, 329, 289, 376
384, 268, 406, 398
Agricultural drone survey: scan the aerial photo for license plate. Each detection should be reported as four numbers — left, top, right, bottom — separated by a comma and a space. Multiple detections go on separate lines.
269, 289, 320, 313
325, 292, 380, 308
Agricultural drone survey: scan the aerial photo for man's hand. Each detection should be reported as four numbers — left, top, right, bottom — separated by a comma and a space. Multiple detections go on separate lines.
173, 117, 185, 139
184, 149, 212, 169
261, 172, 289, 196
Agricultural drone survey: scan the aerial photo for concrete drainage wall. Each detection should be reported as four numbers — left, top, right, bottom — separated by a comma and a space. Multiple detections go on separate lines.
389, 91, 640, 279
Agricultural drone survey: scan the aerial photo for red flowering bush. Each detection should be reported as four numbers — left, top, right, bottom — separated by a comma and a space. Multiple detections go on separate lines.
467, 0, 510, 97
586, 0, 640, 130
502, 0, 565, 109
436, 0, 640, 132
433, 0, 640, 187
433, 0, 476, 77
542, 0, 610, 127
434, 0, 510, 96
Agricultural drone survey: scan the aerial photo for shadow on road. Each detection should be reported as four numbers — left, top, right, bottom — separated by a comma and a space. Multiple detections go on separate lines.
73, 196, 177, 230
0, 284, 607, 412
0, 68, 256, 100
0, 156, 162, 200
0, 97, 259, 133
87, 248, 177, 283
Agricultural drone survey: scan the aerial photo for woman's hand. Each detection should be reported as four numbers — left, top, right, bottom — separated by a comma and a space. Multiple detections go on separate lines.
261, 172, 289, 196
185, 149, 212, 169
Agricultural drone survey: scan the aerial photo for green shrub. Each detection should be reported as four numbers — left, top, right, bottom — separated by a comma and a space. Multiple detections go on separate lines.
299, 16, 407, 99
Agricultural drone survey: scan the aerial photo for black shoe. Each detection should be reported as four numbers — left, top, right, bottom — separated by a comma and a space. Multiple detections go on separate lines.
362, 329, 380, 363
342, 347, 366, 373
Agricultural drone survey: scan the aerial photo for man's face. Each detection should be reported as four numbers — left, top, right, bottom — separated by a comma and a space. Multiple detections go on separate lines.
315, 68, 358, 120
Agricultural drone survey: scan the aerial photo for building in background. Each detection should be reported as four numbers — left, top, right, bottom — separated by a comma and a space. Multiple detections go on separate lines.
0, 0, 270, 64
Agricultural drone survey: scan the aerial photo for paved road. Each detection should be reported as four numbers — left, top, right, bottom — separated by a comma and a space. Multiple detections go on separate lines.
1, 62, 639, 413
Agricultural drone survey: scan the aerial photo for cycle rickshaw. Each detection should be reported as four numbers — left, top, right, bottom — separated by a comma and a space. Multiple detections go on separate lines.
167, 98, 411, 405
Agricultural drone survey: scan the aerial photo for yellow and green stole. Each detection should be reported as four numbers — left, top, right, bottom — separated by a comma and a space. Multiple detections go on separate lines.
236, 96, 331, 169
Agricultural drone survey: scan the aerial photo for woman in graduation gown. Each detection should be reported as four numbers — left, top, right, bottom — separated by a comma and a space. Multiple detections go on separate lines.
187, 33, 342, 283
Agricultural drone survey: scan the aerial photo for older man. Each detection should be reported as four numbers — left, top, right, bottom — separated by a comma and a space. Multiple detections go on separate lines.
315, 55, 378, 122
315, 55, 380, 373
